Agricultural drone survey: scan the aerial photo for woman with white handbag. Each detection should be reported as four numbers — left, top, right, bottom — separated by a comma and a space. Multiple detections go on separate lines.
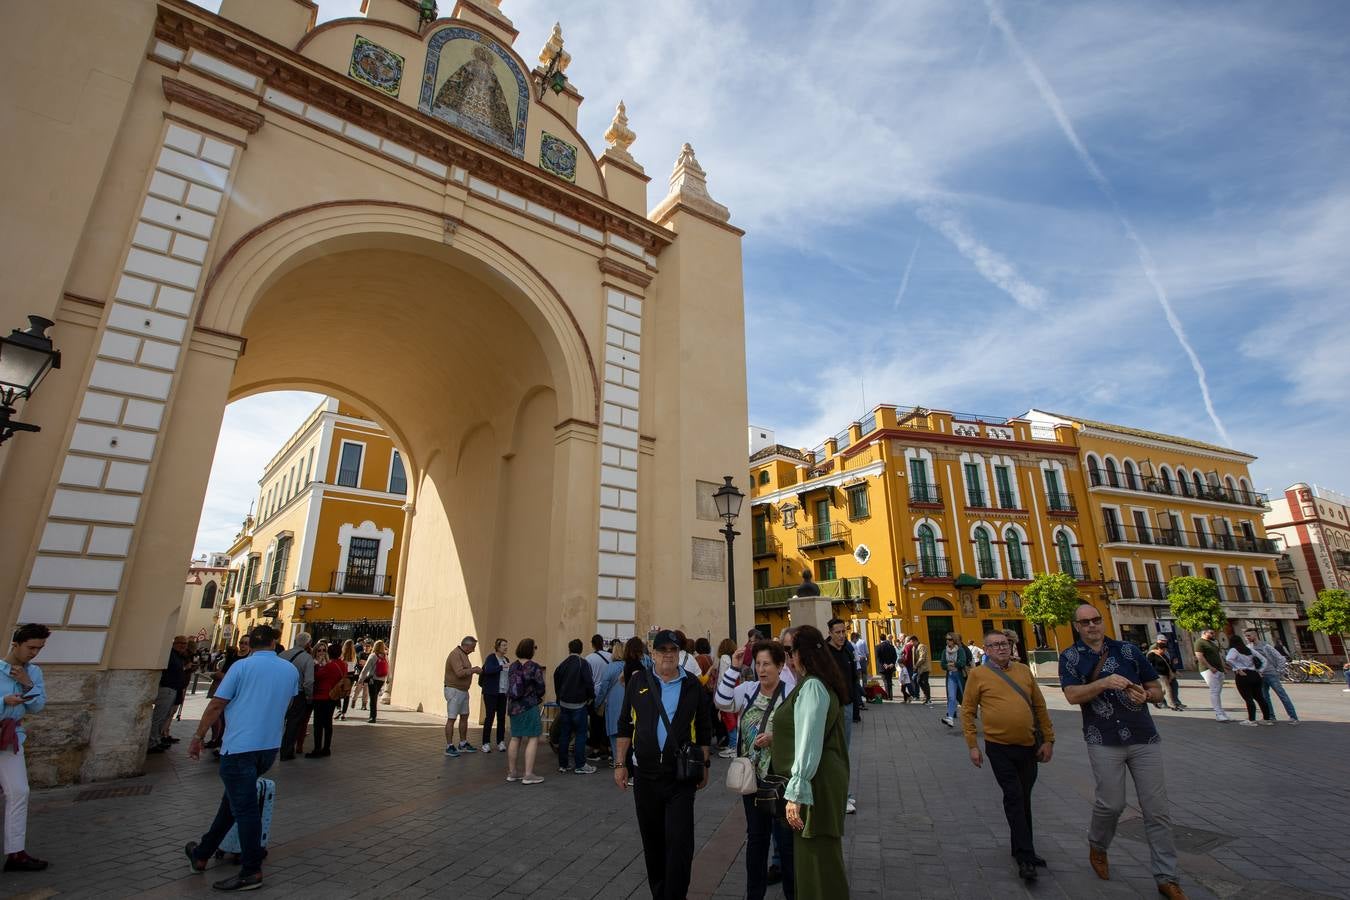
715, 640, 796, 900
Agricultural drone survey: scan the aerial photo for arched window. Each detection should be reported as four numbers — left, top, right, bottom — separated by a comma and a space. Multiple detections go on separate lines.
921, 597, 954, 611
1105, 457, 1120, 488
757, 470, 770, 486
918, 524, 939, 576
1005, 529, 1027, 579
200, 581, 218, 609
1124, 460, 1139, 490
1087, 454, 1102, 486
1224, 475, 1236, 500
1192, 471, 1204, 496
1056, 530, 1076, 577
974, 526, 996, 579
1177, 468, 1192, 496
1160, 466, 1173, 493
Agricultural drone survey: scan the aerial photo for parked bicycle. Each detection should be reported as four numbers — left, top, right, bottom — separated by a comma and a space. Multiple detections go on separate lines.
1281, 658, 1335, 684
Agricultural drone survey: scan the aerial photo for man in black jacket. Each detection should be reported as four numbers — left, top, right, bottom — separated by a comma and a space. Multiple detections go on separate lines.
614, 629, 712, 900
828, 618, 861, 815
553, 638, 596, 774
876, 634, 900, 700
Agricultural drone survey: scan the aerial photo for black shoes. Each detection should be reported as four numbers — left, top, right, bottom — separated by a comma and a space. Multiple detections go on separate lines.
185, 841, 208, 873
766, 864, 782, 885
212, 872, 263, 892
4, 852, 48, 872
1018, 860, 1038, 882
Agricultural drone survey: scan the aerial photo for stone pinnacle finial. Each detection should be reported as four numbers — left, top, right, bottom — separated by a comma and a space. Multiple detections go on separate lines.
538, 21, 571, 73
650, 142, 730, 223
604, 100, 637, 159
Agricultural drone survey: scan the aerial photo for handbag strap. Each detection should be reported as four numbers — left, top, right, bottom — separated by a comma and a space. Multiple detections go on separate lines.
645, 671, 681, 753
739, 682, 785, 759
985, 662, 1037, 722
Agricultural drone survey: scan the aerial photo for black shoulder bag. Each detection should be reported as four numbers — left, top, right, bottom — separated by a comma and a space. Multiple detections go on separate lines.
985, 664, 1045, 751
646, 672, 705, 784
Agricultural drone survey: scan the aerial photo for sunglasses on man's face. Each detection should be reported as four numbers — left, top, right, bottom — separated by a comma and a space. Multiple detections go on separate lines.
1075, 616, 1104, 626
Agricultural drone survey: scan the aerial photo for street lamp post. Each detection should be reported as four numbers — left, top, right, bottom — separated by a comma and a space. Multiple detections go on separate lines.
0, 316, 61, 445
711, 475, 745, 642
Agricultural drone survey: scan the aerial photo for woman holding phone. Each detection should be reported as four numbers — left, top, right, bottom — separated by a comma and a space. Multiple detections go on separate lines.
0, 624, 52, 872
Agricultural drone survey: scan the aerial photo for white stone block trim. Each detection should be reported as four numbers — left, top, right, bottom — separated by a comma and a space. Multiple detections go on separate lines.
595, 287, 645, 637
21, 122, 234, 661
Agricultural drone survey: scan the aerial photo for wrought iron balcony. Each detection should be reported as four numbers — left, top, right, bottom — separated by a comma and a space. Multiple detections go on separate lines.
1045, 492, 1076, 514
909, 483, 942, 505
1089, 469, 1269, 509
752, 536, 780, 560
329, 571, 396, 596
1007, 562, 1030, 581
245, 581, 262, 604
797, 521, 850, 550
1334, 550, 1350, 569
916, 556, 951, 579
754, 576, 868, 610
1059, 561, 1088, 581
977, 560, 998, 580
965, 488, 989, 508
1275, 553, 1295, 573
1102, 522, 1278, 554
996, 490, 1019, 510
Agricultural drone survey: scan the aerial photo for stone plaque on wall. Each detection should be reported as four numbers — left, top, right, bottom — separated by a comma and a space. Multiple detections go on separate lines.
692, 537, 725, 581
695, 480, 720, 521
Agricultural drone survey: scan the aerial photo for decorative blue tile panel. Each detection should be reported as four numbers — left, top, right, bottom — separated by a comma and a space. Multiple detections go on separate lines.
540, 132, 577, 182
349, 36, 404, 97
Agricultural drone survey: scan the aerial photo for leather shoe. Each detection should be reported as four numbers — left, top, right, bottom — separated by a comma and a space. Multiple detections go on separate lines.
185, 841, 207, 873
1033, 855, 1048, 867
1089, 846, 1110, 880
1157, 882, 1188, 899
1018, 860, 1038, 882
211, 871, 263, 891
3, 852, 49, 872
766, 864, 781, 885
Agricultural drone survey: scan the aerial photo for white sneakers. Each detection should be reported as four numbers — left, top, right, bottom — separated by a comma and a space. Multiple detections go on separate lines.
1238, 720, 1258, 727
480, 744, 492, 753
574, 764, 598, 775
1215, 714, 1232, 722
845, 798, 857, 814
497, 741, 507, 751
941, 716, 955, 727
718, 748, 736, 759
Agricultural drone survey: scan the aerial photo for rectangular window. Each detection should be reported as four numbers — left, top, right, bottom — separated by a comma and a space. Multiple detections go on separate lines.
389, 450, 407, 494
1044, 469, 1065, 510
816, 558, 836, 582
964, 463, 985, 507
1131, 509, 1152, 544
1115, 561, 1135, 599
1204, 565, 1223, 600
267, 537, 291, 595
753, 568, 770, 591
909, 458, 935, 502
1144, 563, 1164, 599
814, 497, 830, 524
1103, 508, 1122, 542
1228, 566, 1248, 603
337, 442, 363, 487
1254, 568, 1273, 603
345, 537, 380, 593
1192, 517, 1210, 549
306, 447, 315, 483
847, 484, 870, 519
1164, 513, 1184, 547
994, 466, 1016, 508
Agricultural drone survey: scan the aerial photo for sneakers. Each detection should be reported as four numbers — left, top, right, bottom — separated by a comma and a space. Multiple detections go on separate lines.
717, 747, 736, 759
575, 764, 598, 775
558, 766, 572, 773
506, 774, 520, 782
497, 741, 507, 751
211, 872, 263, 892
941, 716, 954, 727
480, 744, 493, 753
845, 797, 857, 814
185, 841, 207, 873
444, 744, 460, 757
1259, 720, 1276, 726
1287, 720, 1300, 725
521, 775, 544, 785
1238, 720, 1258, 727
1215, 714, 1232, 722
458, 741, 478, 753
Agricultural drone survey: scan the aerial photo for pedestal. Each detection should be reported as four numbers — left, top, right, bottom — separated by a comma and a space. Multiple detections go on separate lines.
788, 597, 835, 634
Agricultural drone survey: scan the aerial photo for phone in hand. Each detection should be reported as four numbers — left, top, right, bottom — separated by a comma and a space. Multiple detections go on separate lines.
20, 691, 40, 701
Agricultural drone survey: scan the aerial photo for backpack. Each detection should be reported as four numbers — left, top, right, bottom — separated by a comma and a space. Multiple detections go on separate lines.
375, 656, 389, 679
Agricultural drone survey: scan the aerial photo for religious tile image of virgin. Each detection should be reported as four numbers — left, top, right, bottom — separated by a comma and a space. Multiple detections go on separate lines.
419, 27, 528, 157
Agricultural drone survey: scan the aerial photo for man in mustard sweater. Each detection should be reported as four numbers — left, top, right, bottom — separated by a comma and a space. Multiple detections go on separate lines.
961, 629, 1055, 884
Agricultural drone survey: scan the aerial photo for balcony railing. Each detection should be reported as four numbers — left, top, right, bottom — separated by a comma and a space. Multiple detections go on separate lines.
1111, 579, 1284, 604
977, 560, 998, 580
245, 581, 262, 604
1282, 585, 1300, 604
1102, 522, 1278, 554
1007, 563, 1030, 581
754, 576, 868, 610
996, 490, 1018, 510
797, 521, 850, 550
1275, 553, 1295, 573
909, 483, 942, 505
329, 571, 396, 596
1045, 492, 1077, 514
1059, 560, 1088, 581
1334, 550, 1350, 569
752, 536, 780, 560
916, 556, 952, 578
1088, 469, 1268, 508
965, 488, 988, 508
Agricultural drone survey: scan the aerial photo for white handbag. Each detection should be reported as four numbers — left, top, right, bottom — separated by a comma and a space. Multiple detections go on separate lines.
726, 756, 758, 795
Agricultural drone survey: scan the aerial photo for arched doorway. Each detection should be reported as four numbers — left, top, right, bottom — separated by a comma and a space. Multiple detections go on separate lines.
921, 596, 955, 674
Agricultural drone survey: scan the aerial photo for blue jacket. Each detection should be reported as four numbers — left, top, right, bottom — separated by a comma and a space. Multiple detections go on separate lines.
480, 653, 506, 694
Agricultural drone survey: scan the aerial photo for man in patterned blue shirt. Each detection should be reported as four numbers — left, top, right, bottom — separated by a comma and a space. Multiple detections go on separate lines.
1059, 604, 1186, 900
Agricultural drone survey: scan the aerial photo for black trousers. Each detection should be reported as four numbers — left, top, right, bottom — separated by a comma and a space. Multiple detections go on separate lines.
482, 693, 506, 746
1234, 670, 1272, 721
310, 699, 336, 752
880, 666, 895, 699
743, 795, 795, 900
915, 671, 931, 702
633, 773, 697, 900
986, 741, 1038, 863
279, 698, 311, 759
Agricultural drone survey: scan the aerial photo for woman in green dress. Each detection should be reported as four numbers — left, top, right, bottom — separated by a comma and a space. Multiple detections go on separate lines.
773, 625, 850, 898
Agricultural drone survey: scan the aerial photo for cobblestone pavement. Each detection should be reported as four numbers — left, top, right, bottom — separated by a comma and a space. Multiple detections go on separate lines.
4, 676, 1347, 899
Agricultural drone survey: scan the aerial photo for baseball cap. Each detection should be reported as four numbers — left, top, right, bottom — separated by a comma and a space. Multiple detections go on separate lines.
651, 629, 680, 650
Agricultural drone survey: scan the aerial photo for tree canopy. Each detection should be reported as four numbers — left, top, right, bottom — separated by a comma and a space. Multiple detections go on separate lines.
1167, 576, 1227, 632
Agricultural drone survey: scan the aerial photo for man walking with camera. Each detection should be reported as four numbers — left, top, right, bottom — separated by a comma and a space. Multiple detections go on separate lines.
962, 629, 1055, 883
614, 629, 712, 900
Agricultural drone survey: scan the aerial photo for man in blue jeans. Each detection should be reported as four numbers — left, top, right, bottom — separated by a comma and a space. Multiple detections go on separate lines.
553, 638, 597, 774
940, 632, 972, 727
185, 625, 299, 892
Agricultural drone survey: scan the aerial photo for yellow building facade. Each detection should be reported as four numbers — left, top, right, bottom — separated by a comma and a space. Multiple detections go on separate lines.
749, 406, 1110, 675
218, 399, 408, 649
1024, 411, 1294, 661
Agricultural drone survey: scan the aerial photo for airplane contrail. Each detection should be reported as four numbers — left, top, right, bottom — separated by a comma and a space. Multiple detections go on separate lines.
893, 238, 921, 310
917, 203, 1047, 310
985, 0, 1233, 446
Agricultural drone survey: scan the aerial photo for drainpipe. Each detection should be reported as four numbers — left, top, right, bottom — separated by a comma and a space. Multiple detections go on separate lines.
384, 499, 416, 704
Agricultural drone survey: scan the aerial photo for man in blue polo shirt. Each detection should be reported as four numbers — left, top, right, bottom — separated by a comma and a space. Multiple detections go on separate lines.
1059, 604, 1186, 900
184, 625, 298, 892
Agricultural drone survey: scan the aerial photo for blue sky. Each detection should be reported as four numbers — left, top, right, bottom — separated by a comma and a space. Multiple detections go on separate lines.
191, 0, 1350, 554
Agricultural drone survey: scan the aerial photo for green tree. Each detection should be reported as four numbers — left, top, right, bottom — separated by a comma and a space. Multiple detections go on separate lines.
1167, 576, 1227, 632
1306, 588, 1350, 661
1021, 572, 1082, 650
